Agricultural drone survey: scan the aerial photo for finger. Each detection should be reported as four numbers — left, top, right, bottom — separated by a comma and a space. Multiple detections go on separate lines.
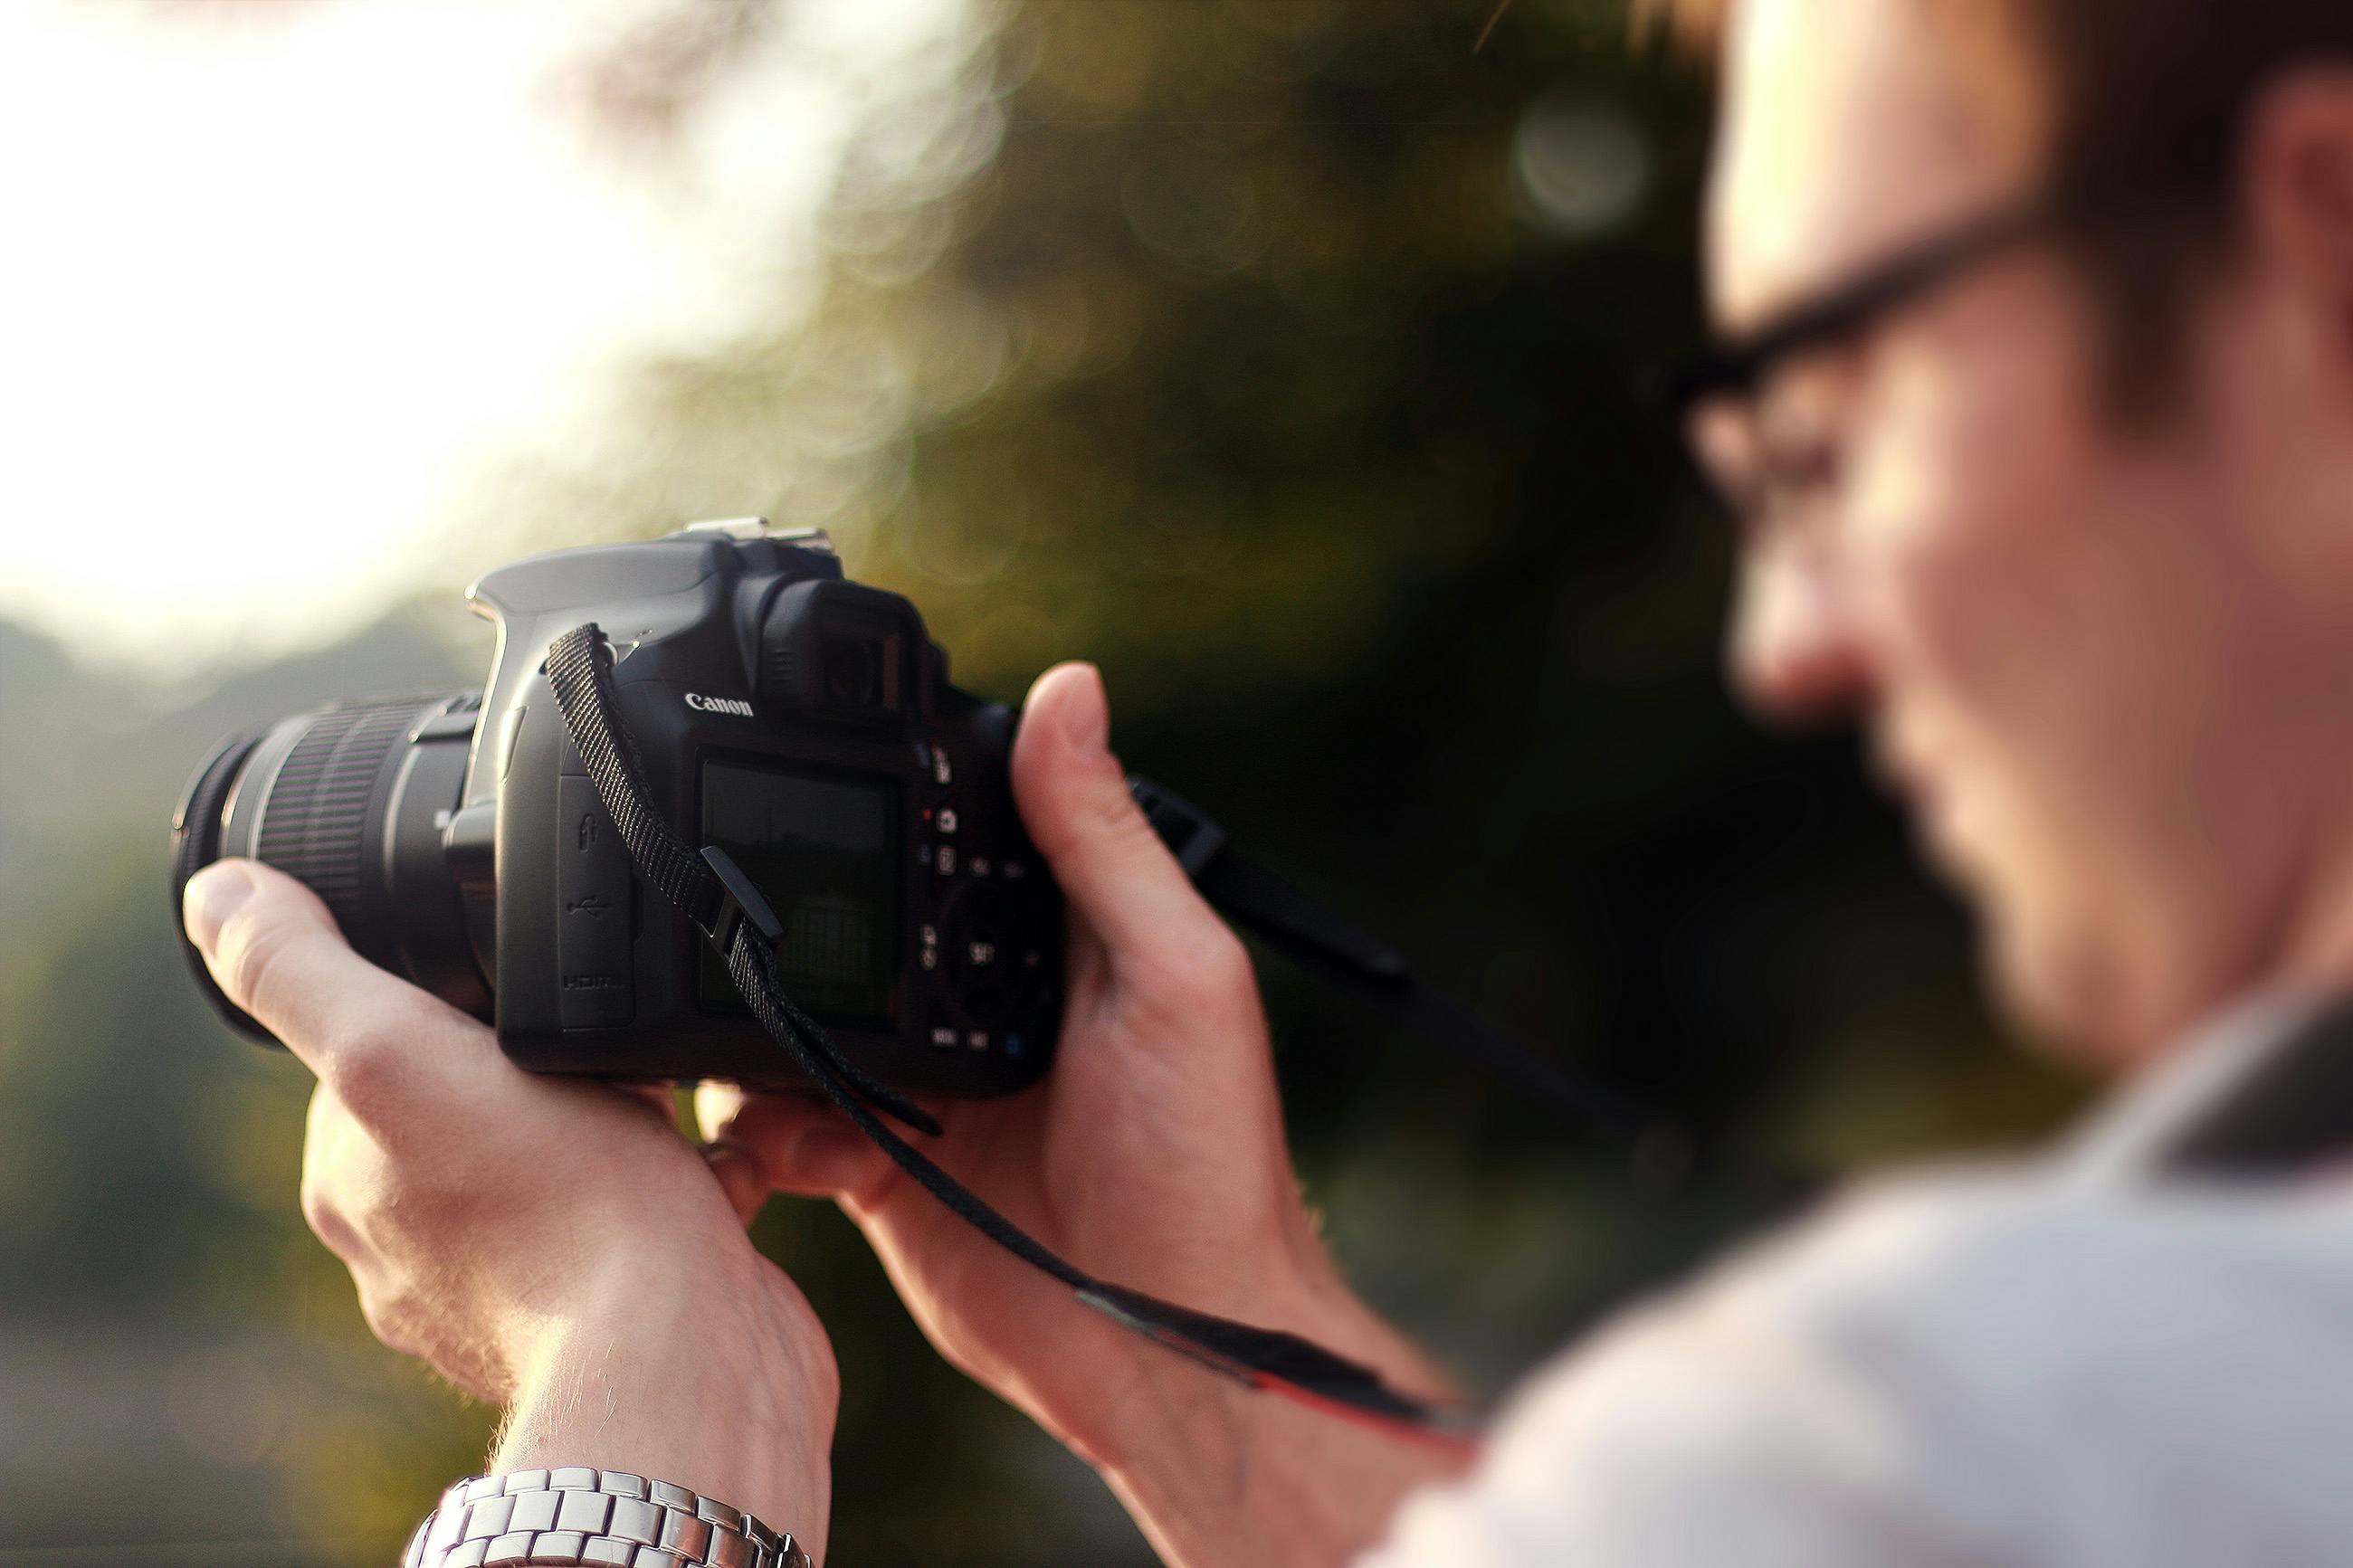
692, 1086, 773, 1224
623, 1083, 682, 1126
1011, 662, 1234, 963
183, 859, 478, 1081
710, 1091, 891, 1200
702, 1139, 771, 1229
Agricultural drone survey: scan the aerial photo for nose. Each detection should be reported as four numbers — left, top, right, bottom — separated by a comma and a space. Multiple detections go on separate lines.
1727, 537, 1874, 726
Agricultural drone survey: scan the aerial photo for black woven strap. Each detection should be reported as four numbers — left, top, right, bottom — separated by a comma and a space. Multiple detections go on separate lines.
1120, 780, 1827, 1201
543, 627, 722, 933
1175, 821, 1667, 1150
543, 625, 938, 1137
540, 623, 1466, 1446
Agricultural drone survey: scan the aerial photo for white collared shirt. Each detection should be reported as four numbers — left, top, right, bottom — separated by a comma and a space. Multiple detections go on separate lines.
1362, 995, 2353, 1567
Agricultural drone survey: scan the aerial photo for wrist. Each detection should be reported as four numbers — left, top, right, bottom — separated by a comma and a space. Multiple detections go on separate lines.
1093, 1307, 1466, 1568
411, 1468, 813, 1568
1062, 1261, 1462, 1568
491, 1248, 836, 1562
1071, 1247, 1450, 1468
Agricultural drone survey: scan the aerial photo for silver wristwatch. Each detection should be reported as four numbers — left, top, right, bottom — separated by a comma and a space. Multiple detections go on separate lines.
403, 1468, 813, 1568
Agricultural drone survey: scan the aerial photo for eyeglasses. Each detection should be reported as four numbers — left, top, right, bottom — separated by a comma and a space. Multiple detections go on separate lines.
1664, 197, 2056, 534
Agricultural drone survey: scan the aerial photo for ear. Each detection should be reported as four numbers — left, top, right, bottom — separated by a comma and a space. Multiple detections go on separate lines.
2234, 72, 2353, 591
2242, 70, 2353, 365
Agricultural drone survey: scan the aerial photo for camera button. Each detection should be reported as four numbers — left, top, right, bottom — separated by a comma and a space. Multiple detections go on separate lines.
936, 845, 958, 876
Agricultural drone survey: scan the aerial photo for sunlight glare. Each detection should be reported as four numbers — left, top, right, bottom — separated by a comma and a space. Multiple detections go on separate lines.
0, 0, 963, 681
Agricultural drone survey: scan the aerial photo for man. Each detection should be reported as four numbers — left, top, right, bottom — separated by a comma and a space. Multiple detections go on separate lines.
180, 0, 2353, 1562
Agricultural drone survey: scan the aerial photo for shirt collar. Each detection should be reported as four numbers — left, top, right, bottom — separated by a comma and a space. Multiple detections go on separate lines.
2058, 988, 2333, 1188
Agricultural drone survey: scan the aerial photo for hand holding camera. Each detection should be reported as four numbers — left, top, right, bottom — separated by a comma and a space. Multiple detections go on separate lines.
170, 523, 1506, 1562
700, 659, 1460, 1550
180, 855, 838, 1560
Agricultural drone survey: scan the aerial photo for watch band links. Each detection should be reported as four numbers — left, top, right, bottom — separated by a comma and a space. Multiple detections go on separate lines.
403, 1468, 812, 1568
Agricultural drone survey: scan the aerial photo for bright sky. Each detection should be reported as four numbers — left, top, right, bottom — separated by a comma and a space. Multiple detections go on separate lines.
0, 0, 961, 681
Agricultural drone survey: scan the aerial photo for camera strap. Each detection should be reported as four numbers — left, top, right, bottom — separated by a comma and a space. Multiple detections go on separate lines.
1129, 780, 1679, 1160
544, 623, 1477, 1450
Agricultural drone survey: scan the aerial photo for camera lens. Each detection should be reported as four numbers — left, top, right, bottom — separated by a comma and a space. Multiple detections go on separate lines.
169, 692, 491, 1042
821, 634, 884, 708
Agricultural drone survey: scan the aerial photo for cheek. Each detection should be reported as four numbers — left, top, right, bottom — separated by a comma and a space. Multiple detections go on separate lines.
1840, 290, 2295, 1050
1848, 302, 2110, 745
1841, 298, 2166, 1023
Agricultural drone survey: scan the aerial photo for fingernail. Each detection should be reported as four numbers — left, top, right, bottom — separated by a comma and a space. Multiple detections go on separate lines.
184, 860, 256, 955
1061, 662, 1109, 755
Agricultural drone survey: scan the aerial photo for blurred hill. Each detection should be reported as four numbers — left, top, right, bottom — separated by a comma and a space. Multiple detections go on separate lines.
0, 612, 479, 963
0, 610, 489, 1563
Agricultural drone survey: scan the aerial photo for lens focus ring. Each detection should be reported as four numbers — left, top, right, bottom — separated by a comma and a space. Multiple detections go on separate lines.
252, 699, 426, 936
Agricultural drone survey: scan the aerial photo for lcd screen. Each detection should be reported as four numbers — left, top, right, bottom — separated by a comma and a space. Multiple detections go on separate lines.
699, 757, 902, 1031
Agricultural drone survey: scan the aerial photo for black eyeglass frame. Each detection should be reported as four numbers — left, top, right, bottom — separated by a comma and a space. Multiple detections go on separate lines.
1662, 197, 2058, 425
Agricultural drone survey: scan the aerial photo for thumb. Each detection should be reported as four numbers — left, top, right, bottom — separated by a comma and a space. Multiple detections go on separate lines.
698, 1083, 891, 1202
1011, 662, 1231, 962
183, 858, 468, 1079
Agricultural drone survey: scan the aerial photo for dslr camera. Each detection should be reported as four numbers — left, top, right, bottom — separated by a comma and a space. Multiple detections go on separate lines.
170, 520, 1062, 1098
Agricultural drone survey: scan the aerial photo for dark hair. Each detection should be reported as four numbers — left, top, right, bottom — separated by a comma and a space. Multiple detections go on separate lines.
1642, 0, 2353, 413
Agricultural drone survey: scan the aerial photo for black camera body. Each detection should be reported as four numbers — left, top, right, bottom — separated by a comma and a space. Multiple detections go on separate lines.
173, 522, 1061, 1098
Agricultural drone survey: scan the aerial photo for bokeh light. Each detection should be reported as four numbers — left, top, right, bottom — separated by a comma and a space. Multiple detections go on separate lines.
1512, 94, 1652, 238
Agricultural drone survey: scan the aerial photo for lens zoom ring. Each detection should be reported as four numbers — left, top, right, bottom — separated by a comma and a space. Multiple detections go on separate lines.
254, 700, 421, 933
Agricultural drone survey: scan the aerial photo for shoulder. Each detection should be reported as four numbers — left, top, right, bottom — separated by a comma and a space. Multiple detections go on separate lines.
1670, 1164, 2353, 1413
1367, 1167, 2353, 1567
1538, 1164, 2353, 1452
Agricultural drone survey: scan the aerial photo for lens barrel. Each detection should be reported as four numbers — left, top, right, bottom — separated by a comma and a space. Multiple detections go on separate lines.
169, 692, 491, 1043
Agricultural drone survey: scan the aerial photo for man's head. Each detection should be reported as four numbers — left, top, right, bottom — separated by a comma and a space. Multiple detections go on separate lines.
1664, 0, 2353, 1067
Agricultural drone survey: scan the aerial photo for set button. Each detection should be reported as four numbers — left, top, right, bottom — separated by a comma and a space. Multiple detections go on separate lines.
938, 883, 1053, 1027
